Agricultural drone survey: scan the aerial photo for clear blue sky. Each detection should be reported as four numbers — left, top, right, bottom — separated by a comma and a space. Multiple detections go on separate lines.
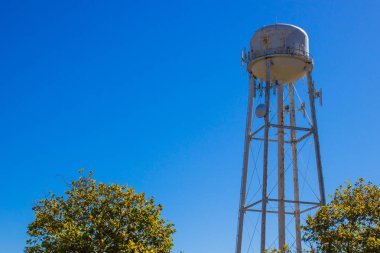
0, 1, 379, 252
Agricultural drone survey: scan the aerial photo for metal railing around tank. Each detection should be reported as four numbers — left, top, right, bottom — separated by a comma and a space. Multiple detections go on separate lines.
247, 47, 313, 63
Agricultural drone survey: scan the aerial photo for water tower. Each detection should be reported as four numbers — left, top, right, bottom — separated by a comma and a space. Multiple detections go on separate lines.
236, 24, 326, 253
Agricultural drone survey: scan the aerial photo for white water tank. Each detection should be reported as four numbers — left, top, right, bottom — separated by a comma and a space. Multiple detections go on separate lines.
247, 24, 313, 83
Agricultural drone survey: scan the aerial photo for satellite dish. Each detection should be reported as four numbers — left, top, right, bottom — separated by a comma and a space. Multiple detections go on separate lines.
255, 104, 267, 118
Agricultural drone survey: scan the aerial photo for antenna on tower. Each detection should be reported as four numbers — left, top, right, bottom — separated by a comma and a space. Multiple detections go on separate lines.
241, 48, 247, 67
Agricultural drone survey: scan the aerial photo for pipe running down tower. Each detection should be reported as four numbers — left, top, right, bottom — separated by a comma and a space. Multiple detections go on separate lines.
236, 24, 326, 253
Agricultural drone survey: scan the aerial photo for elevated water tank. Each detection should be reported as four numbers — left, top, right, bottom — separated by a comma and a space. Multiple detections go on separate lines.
247, 24, 313, 83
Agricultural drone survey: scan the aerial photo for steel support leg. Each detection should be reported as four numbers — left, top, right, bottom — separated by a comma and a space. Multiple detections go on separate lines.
277, 83, 285, 251
235, 75, 256, 253
260, 59, 271, 253
306, 70, 326, 205
289, 83, 302, 253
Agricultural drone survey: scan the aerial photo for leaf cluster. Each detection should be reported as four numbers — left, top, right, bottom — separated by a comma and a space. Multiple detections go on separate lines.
26, 171, 175, 253
302, 178, 380, 253
264, 244, 291, 253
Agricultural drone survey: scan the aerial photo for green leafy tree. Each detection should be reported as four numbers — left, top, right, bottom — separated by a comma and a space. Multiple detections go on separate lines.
26, 171, 175, 253
303, 178, 380, 253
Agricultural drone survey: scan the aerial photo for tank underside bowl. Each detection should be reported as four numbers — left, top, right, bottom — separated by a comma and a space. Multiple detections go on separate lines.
248, 55, 312, 83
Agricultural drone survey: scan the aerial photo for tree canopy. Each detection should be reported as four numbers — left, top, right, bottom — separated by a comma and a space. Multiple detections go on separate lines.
302, 178, 380, 253
26, 171, 175, 253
